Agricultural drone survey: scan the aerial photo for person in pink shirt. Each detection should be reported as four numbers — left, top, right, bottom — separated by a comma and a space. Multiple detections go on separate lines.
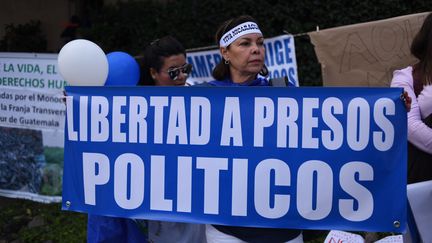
391, 12, 432, 183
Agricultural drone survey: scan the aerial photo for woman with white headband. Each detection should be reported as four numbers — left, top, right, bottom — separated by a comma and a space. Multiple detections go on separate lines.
202, 15, 303, 243
203, 15, 270, 87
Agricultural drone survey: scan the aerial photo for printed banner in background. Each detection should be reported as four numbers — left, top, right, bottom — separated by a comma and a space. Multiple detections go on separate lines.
0, 53, 66, 131
0, 52, 65, 202
309, 12, 430, 87
186, 34, 299, 86
63, 86, 407, 232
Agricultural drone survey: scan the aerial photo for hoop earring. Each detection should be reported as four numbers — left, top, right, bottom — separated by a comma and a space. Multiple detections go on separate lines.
224, 59, 229, 65
259, 65, 269, 76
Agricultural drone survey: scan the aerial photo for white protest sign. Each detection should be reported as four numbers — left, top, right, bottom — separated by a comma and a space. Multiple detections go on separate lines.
324, 230, 364, 243
375, 235, 403, 243
186, 34, 299, 86
0, 53, 66, 91
0, 52, 66, 203
0, 53, 66, 147
0, 87, 65, 130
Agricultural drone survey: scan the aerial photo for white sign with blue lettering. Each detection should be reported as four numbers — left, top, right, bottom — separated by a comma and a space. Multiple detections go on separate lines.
187, 34, 298, 86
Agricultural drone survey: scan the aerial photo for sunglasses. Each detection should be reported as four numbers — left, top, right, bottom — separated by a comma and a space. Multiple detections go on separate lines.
167, 63, 193, 80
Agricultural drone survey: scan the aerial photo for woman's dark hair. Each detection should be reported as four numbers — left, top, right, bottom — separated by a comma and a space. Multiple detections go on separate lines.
212, 15, 267, 80
138, 36, 186, 86
411, 13, 432, 85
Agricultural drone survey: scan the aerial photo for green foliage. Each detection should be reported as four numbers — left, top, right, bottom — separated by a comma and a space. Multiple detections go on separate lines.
0, 20, 47, 52
0, 199, 86, 242
40, 163, 63, 196
44, 147, 64, 166
40, 147, 64, 196
80, 0, 431, 86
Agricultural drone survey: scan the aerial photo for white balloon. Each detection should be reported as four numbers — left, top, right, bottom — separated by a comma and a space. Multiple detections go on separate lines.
58, 39, 108, 86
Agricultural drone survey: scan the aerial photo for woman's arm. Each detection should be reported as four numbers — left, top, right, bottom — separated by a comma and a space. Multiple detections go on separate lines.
391, 67, 432, 153
418, 85, 432, 119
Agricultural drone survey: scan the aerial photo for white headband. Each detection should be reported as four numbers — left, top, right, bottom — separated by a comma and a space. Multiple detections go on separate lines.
219, 21, 262, 47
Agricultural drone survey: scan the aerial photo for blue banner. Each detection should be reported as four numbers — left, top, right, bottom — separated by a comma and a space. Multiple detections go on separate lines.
62, 86, 407, 233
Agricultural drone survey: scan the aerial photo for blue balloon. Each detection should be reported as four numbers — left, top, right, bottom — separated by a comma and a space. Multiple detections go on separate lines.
105, 51, 140, 86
